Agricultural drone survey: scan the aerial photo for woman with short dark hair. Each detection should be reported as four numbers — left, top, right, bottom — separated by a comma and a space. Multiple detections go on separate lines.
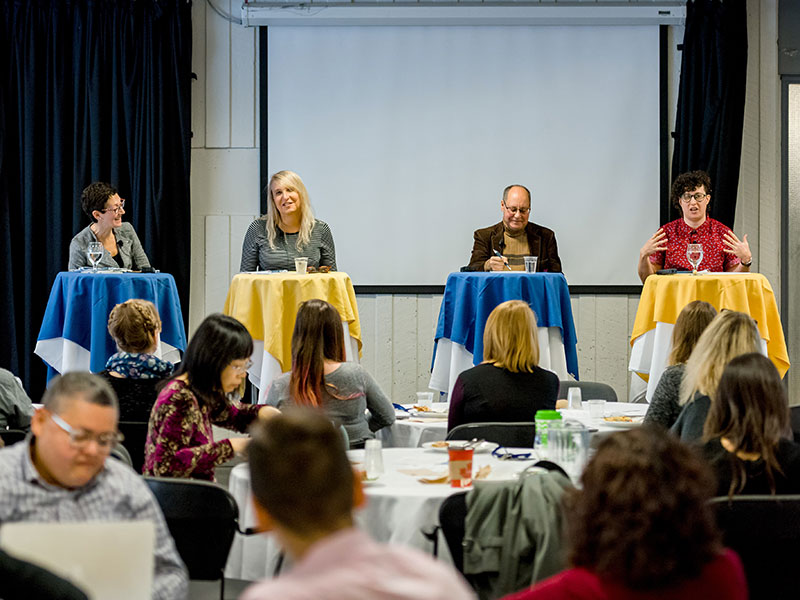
144, 313, 278, 480
502, 426, 747, 599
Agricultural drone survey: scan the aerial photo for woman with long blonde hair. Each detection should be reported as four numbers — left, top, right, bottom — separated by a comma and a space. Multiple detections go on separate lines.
240, 170, 337, 272
447, 300, 558, 431
670, 310, 761, 442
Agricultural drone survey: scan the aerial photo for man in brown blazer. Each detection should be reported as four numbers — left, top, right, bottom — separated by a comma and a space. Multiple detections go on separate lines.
467, 185, 562, 273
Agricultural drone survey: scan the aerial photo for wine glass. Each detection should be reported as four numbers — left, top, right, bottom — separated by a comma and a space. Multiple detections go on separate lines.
687, 243, 703, 275
87, 242, 103, 272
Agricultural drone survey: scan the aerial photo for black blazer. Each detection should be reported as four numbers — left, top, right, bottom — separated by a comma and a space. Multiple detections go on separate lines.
467, 221, 562, 273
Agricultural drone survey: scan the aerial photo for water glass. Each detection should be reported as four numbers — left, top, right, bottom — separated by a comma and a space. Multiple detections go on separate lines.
294, 257, 308, 273
586, 399, 606, 419
686, 243, 703, 274
364, 439, 384, 480
87, 242, 103, 272
524, 256, 538, 273
567, 387, 582, 410
548, 420, 590, 482
415, 391, 433, 407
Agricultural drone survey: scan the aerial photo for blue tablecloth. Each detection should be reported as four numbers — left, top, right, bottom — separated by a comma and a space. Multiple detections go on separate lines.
36, 272, 187, 378
434, 272, 579, 378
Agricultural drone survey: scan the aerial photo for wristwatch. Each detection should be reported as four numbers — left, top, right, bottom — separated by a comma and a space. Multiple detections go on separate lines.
741, 257, 753, 267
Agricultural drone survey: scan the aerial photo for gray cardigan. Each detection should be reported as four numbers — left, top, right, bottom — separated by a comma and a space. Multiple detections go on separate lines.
68, 222, 151, 270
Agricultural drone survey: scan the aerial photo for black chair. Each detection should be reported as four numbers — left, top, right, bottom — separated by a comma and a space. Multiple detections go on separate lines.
446, 422, 536, 448
439, 492, 468, 573
118, 421, 149, 474
558, 380, 618, 402
711, 494, 800, 600
0, 429, 28, 447
790, 406, 800, 443
144, 477, 250, 600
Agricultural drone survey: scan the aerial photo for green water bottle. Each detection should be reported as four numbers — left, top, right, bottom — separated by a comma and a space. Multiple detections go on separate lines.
534, 409, 562, 457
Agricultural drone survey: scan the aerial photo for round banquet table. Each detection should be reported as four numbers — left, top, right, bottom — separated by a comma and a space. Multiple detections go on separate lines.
35, 271, 186, 380
223, 272, 362, 403
629, 273, 789, 402
429, 272, 578, 399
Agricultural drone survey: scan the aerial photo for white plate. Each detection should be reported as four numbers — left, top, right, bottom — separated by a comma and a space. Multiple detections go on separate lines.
422, 441, 498, 454
410, 410, 449, 419
602, 417, 644, 429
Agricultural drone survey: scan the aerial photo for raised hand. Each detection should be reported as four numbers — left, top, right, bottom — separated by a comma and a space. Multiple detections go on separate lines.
723, 232, 751, 264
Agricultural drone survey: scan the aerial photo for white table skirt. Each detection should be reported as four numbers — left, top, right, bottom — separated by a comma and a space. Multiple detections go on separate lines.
429, 326, 568, 399
629, 323, 768, 403
33, 338, 181, 375
225, 447, 539, 580
247, 322, 359, 405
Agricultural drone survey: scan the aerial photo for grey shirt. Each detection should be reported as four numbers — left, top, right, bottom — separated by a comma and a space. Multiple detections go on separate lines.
643, 364, 686, 430
68, 222, 151, 270
266, 363, 395, 446
239, 218, 337, 272
0, 369, 34, 431
0, 440, 188, 600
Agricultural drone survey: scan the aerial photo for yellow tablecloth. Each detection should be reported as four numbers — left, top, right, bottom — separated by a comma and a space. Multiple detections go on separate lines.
223, 272, 362, 372
630, 273, 790, 377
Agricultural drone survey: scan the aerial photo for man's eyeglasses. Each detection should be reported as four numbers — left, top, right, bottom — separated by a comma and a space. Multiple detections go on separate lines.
491, 446, 533, 461
50, 413, 122, 450
102, 199, 126, 215
230, 359, 254, 374
502, 202, 530, 216
680, 193, 708, 204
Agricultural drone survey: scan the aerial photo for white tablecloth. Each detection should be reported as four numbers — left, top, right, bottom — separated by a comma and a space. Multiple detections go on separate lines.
378, 404, 449, 448
225, 447, 538, 580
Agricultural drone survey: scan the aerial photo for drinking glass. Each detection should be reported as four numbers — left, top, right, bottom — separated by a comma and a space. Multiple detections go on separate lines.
364, 439, 384, 480
87, 242, 103, 272
686, 243, 703, 274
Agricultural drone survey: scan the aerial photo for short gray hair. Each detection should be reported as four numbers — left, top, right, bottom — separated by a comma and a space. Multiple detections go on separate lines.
42, 372, 118, 413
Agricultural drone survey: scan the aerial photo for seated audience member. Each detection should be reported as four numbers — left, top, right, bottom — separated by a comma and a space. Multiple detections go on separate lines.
671, 310, 761, 443
240, 170, 337, 272
144, 314, 278, 481
502, 426, 747, 600
68, 181, 151, 271
467, 184, 562, 272
638, 170, 751, 282
0, 548, 90, 600
448, 300, 558, 431
0, 373, 187, 600
0, 368, 34, 431
100, 299, 173, 422
241, 409, 476, 600
702, 353, 800, 497
644, 300, 717, 429
267, 299, 394, 448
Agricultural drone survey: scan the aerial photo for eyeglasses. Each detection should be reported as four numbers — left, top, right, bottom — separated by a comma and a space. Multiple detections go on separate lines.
102, 199, 126, 215
230, 359, 253, 374
680, 193, 708, 204
491, 446, 533, 461
50, 413, 123, 450
502, 202, 530, 216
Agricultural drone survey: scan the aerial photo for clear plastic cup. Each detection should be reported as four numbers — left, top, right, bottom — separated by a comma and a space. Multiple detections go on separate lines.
364, 439, 384, 480
524, 256, 538, 273
294, 257, 308, 273
586, 399, 607, 419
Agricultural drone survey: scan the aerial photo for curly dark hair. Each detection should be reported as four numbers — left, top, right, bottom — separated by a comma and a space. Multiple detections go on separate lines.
566, 426, 722, 589
671, 170, 712, 210
81, 181, 118, 222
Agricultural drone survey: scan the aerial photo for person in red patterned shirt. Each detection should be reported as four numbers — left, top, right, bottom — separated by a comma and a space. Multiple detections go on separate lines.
638, 171, 752, 283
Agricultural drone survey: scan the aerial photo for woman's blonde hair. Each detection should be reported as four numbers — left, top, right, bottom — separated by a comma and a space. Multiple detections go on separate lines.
668, 301, 717, 365
262, 170, 316, 250
679, 310, 761, 406
482, 300, 540, 373
107, 299, 162, 353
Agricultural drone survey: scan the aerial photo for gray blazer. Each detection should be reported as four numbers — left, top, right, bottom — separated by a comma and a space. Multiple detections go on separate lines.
68, 222, 151, 270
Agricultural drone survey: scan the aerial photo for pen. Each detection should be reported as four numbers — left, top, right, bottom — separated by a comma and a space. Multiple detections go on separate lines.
493, 249, 512, 271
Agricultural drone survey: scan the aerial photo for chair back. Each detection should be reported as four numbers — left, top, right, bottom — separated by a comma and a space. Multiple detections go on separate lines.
711, 494, 800, 600
118, 421, 150, 474
439, 492, 468, 573
0, 429, 28, 447
558, 380, 618, 402
144, 477, 239, 582
790, 406, 800, 443
446, 422, 536, 448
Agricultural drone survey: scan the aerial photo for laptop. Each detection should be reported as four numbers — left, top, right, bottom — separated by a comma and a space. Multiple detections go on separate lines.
0, 520, 154, 600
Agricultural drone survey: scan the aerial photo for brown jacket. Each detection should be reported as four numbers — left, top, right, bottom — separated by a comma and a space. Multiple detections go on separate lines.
467, 221, 562, 273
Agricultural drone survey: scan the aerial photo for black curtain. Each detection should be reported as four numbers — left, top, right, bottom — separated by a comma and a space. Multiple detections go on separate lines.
0, 0, 192, 399
670, 0, 748, 226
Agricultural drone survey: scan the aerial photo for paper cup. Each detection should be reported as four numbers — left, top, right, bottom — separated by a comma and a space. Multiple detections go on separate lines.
448, 446, 474, 488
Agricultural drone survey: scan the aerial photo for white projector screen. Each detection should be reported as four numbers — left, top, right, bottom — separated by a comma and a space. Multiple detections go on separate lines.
266, 25, 660, 286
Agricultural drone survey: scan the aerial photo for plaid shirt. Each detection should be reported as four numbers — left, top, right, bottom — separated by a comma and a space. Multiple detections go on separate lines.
0, 439, 187, 600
